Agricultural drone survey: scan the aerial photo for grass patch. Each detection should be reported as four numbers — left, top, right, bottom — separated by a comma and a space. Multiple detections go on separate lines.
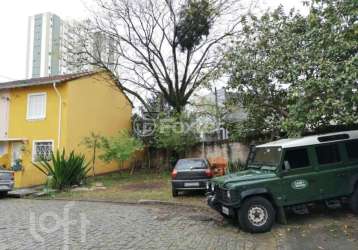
51, 169, 207, 207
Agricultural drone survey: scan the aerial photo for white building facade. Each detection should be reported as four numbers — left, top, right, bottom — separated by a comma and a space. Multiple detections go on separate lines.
26, 13, 65, 78
26, 13, 116, 78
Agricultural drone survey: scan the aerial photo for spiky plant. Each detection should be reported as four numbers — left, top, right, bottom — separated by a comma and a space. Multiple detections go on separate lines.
33, 150, 90, 190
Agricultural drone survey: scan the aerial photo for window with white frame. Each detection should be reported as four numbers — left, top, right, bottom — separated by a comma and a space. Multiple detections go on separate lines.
27, 93, 47, 120
33, 141, 53, 162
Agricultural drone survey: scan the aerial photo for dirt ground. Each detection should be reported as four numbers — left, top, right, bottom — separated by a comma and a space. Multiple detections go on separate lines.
269, 205, 358, 250
121, 181, 166, 191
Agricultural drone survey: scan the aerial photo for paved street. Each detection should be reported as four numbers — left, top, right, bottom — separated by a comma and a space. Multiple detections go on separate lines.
0, 199, 276, 250
0, 199, 358, 250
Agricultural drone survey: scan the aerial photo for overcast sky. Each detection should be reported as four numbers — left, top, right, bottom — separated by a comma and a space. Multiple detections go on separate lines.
0, 0, 307, 82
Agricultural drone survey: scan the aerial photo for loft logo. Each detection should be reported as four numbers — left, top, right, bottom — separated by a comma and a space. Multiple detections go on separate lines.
291, 179, 308, 190
29, 202, 90, 250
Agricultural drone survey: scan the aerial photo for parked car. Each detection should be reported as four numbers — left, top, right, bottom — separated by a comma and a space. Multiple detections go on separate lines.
171, 158, 213, 197
208, 130, 358, 233
0, 166, 14, 197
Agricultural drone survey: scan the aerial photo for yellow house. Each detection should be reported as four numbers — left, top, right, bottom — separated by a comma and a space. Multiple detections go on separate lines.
0, 71, 133, 188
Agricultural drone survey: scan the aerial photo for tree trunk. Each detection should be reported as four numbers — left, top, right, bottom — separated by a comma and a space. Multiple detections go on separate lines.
92, 144, 97, 177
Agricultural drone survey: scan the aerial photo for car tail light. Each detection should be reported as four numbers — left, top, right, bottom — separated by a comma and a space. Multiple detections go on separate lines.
205, 169, 213, 177
171, 169, 177, 179
11, 172, 14, 181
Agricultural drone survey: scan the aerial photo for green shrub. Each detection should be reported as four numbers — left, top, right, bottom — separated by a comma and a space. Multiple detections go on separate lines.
100, 130, 143, 164
33, 150, 90, 190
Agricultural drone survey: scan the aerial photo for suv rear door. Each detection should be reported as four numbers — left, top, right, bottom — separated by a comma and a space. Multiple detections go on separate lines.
314, 142, 350, 199
280, 147, 320, 205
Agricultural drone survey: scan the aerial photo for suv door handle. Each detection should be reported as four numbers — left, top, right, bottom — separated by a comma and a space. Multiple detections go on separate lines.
338, 173, 346, 177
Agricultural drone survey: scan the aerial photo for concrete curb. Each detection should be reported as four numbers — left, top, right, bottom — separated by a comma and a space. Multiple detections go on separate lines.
8, 189, 41, 198
28, 197, 212, 211
138, 199, 211, 210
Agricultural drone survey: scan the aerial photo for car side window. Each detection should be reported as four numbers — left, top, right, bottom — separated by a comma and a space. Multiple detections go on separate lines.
284, 148, 310, 169
315, 143, 341, 165
346, 139, 358, 160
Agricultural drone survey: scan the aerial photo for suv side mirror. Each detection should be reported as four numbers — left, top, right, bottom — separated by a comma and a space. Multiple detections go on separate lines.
283, 161, 291, 172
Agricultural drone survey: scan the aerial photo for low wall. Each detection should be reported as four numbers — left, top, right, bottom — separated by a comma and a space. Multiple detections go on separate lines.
187, 140, 249, 164
148, 140, 249, 169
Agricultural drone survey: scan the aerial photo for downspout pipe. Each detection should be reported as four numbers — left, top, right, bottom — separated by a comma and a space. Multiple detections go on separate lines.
53, 82, 62, 149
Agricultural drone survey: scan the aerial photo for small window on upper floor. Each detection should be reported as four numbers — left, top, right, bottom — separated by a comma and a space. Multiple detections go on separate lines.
346, 139, 358, 160
284, 148, 310, 169
316, 143, 341, 165
27, 93, 47, 120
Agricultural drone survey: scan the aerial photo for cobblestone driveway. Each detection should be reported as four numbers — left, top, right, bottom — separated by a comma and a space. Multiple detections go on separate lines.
0, 199, 276, 250
1, 199, 358, 250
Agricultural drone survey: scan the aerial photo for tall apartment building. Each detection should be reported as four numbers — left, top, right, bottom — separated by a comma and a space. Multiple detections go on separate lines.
93, 31, 116, 71
26, 13, 116, 78
26, 13, 64, 78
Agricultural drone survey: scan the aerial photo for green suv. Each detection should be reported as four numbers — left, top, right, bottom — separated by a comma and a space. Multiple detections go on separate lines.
207, 130, 358, 233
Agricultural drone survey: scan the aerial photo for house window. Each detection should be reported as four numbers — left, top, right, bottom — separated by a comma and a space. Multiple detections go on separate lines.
33, 141, 53, 162
27, 93, 47, 120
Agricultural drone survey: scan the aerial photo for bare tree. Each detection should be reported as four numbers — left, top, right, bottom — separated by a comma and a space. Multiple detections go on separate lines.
66, 0, 243, 112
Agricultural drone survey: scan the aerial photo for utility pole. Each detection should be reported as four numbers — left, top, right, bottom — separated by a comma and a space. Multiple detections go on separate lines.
214, 87, 220, 140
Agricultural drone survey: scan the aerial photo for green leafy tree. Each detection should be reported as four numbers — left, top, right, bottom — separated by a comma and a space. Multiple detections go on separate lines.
283, 0, 358, 135
81, 132, 102, 176
226, 0, 357, 138
100, 130, 144, 169
225, 6, 301, 139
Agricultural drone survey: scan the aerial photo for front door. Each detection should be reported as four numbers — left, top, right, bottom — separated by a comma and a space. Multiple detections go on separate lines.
11, 142, 23, 167
280, 147, 320, 205
0, 92, 10, 138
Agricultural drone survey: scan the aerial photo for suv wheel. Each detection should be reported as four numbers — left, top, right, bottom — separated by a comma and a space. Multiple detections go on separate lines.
350, 188, 358, 214
172, 189, 178, 197
238, 196, 275, 233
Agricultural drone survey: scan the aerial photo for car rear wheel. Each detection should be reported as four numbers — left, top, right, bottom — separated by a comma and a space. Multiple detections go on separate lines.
238, 196, 275, 233
172, 189, 178, 197
350, 187, 358, 214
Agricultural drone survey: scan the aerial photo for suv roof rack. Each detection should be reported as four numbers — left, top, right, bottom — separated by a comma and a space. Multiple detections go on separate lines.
257, 130, 358, 148
318, 134, 350, 142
